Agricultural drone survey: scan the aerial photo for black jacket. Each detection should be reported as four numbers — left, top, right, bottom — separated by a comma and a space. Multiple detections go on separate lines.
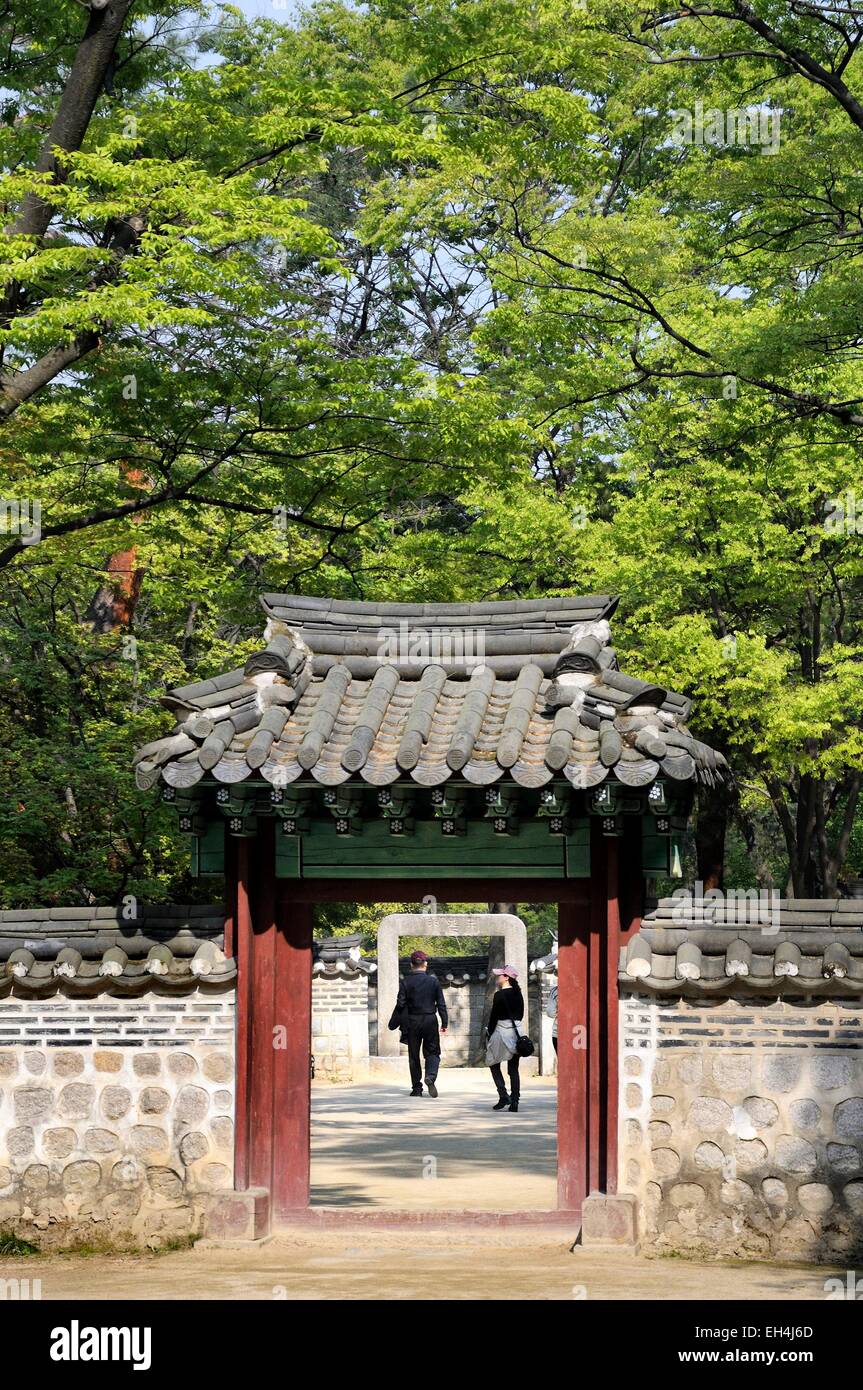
487, 982, 524, 1036
394, 970, 448, 1029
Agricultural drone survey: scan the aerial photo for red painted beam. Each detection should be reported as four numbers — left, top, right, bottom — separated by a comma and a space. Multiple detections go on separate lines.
272, 899, 313, 1217
276, 878, 591, 905
557, 899, 589, 1211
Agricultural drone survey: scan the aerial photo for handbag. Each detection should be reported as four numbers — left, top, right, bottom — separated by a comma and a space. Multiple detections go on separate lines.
512, 1016, 535, 1058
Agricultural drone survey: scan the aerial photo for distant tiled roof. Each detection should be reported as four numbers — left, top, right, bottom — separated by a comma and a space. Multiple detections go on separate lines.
134, 593, 726, 793
622, 896, 863, 998
0, 905, 233, 996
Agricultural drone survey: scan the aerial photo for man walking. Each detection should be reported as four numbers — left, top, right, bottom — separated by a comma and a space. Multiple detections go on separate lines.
396, 950, 448, 1097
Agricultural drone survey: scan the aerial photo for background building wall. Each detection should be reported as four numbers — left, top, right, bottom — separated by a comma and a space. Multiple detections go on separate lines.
620, 994, 863, 1262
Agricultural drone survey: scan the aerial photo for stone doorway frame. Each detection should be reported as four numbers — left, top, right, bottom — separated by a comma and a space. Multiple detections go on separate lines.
375, 912, 528, 1060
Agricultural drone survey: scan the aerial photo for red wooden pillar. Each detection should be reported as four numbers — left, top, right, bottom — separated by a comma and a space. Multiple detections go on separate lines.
249, 820, 277, 1191
588, 822, 605, 1193
557, 897, 589, 1210
233, 838, 253, 1191
605, 836, 621, 1194
272, 897, 313, 1217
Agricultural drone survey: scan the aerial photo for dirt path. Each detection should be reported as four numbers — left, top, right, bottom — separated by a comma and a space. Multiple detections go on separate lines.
14, 1231, 841, 1301
310, 1069, 557, 1209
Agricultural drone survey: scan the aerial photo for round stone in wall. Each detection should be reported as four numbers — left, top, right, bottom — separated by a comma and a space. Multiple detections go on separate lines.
627, 1160, 640, 1186
202, 1164, 230, 1188
762, 1178, 788, 1205
112, 1157, 144, 1187
140, 1087, 170, 1115
775, 1134, 818, 1176
100, 1085, 131, 1121
812, 1055, 854, 1091
52, 1051, 85, 1078
202, 1053, 232, 1083
7, 1126, 34, 1159
213, 1090, 232, 1112
734, 1138, 768, 1174
721, 1179, 754, 1206
651, 1094, 675, 1115
22, 1164, 50, 1191
713, 1056, 751, 1089
209, 1116, 233, 1150
626, 1119, 642, 1146
625, 1083, 642, 1109
741, 1096, 779, 1130
175, 1085, 209, 1125
167, 1052, 197, 1078
789, 1098, 821, 1131
678, 1057, 703, 1086
762, 1054, 801, 1093
146, 1166, 183, 1199
624, 1055, 642, 1078
648, 1120, 672, 1145
827, 1142, 860, 1175
132, 1054, 161, 1077
797, 1183, 833, 1215
130, 1126, 170, 1157
57, 1083, 95, 1121
694, 1141, 726, 1171
652, 1148, 681, 1178
0, 1166, 11, 1189
61, 1160, 101, 1192
84, 1128, 120, 1155
14, 1087, 54, 1124
43, 1127, 76, 1159
834, 1098, 863, 1139
23, 1051, 47, 1076
843, 1181, 863, 1214
94, 1050, 124, 1073
669, 1183, 705, 1208
179, 1132, 209, 1164
686, 1096, 733, 1132
0, 1052, 18, 1077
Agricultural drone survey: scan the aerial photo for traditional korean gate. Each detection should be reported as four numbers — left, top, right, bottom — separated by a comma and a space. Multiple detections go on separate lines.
138, 590, 716, 1227
226, 816, 644, 1221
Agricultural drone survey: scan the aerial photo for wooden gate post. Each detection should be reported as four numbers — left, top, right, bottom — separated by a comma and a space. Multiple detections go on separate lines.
272, 896, 313, 1217
557, 898, 589, 1210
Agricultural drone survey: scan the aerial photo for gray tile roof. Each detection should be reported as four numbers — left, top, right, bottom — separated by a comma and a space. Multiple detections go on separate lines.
134, 594, 726, 793
621, 896, 863, 998
0, 906, 233, 997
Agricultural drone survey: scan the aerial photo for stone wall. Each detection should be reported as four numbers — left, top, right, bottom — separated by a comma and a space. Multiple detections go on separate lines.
0, 993, 235, 1249
620, 994, 863, 1262
312, 975, 370, 1081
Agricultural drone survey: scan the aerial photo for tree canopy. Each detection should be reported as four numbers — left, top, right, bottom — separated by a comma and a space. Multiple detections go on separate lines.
0, 0, 860, 909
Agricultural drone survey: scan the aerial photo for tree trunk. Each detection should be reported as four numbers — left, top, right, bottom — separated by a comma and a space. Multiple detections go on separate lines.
694, 781, 733, 891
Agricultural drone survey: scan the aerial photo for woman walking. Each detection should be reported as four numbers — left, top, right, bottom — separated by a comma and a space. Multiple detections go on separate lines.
485, 965, 524, 1112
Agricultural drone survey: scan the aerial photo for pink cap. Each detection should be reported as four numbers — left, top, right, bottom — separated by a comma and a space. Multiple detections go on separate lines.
493, 965, 519, 979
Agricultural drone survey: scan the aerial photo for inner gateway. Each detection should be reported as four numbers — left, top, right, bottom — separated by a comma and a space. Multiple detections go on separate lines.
310, 912, 556, 1212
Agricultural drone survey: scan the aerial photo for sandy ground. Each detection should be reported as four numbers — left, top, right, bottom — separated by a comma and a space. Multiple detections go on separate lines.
310, 1067, 558, 1209
5, 1073, 846, 1300
13, 1232, 842, 1302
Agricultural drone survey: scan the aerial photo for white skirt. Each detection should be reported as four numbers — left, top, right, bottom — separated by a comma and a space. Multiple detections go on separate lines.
486, 1020, 518, 1066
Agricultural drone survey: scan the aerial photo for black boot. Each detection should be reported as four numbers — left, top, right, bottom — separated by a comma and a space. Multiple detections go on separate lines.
508, 1098, 519, 1112
426, 1080, 438, 1098
410, 1086, 423, 1096
493, 1094, 510, 1110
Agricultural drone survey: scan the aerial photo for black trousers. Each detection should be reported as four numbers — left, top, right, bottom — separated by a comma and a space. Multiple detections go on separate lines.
490, 1056, 520, 1101
407, 1015, 441, 1087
